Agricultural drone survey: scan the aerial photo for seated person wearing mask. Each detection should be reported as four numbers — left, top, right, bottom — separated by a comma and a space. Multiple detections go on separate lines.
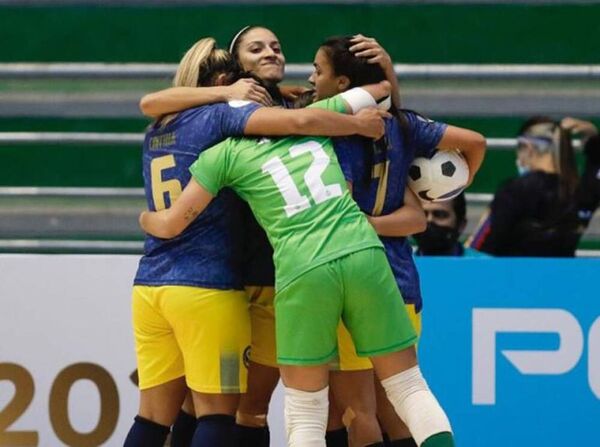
415, 193, 483, 256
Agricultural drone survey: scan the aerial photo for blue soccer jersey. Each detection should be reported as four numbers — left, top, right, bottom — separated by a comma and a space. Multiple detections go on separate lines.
333, 111, 447, 312
134, 101, 260, 289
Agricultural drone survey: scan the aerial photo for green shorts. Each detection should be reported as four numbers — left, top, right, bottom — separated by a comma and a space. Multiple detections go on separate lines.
275, 248, 417, 365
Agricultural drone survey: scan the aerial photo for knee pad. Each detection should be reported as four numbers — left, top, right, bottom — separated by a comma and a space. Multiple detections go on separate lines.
284, 386, 329, 447
381, 366, 452, 446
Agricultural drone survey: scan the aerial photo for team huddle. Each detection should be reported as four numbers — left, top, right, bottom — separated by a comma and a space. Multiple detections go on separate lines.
125, 26, 486, 447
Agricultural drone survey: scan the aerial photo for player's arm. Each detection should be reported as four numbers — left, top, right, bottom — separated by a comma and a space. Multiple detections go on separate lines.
366, 187, 427, 237
139, 79, 272, 118
279, 85, 313, 101
340, 81, 392, 114
244, 106, 389, 140
561, 117, 598, 143
437, 125, 487, 185
139, 180, 214, 239
244, 81, 391, 138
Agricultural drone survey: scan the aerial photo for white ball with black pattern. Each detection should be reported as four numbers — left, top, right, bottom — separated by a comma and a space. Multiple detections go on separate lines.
408, 149, 469, 202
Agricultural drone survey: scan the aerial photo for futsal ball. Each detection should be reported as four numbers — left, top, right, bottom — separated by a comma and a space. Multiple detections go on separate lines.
408, 149, 469, 202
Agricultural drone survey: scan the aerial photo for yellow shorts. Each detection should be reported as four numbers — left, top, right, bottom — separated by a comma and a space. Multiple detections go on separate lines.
132, 285, 250, 393
331, 304, 422, 371
245, 286, 278, 368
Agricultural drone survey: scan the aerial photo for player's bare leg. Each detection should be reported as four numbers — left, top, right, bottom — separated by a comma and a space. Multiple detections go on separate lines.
181, 392, 195, 415
326, 387, 347, 446
124, 377, 187, 446
237, 360, 280, 446
330, 369, 382, 446
280, 364, 330, 447
138, 377, 188, 426
191, 391, 240, 417
369, 347, 454, 447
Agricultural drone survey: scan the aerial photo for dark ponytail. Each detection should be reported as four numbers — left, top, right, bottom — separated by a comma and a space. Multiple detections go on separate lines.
519, 120, 579, 201
319, 36, 410, 184
557, 125, 578, 200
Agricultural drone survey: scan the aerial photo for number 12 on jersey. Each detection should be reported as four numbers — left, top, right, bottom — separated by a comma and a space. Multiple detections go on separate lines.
261, 141, 342, 217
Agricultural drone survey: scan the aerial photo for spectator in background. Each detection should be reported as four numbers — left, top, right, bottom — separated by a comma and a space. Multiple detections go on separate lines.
414, 192, 482, 256
468, 117, 585, 257
563, 118, 600, 229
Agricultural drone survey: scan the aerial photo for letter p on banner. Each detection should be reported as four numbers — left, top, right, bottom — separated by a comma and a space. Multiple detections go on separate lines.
472, 308, 584, 405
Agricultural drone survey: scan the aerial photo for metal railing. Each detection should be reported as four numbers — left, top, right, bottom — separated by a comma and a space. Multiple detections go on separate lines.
0, 132, 577, 205
0, 132, 582, 150
0, 132, 144, 145
1, 61, 597, 254
2, 62, 600, 80
0, 186, 494, 203
0, 239, 143, 253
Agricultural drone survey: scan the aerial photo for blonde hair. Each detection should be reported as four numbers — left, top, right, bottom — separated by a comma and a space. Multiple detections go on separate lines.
521, 121, 578, 198
159, 37, 233, 126
172, 37, 230, 87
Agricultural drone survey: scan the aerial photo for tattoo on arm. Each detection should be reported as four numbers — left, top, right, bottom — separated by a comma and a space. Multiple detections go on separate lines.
183, 206, 199, 222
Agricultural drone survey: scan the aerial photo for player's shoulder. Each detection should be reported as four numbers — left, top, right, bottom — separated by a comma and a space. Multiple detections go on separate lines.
209, 135, 258, 157
180, 102, 222, 117
179, 101, 257, 120
399, 108, 435, 126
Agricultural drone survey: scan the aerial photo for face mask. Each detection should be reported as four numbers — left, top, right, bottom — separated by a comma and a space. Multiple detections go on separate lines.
516, 159, 530, 176
414, 222, 459, 255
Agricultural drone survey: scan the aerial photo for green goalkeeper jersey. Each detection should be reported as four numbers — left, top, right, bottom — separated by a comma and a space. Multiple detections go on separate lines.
189, 95, 383, 291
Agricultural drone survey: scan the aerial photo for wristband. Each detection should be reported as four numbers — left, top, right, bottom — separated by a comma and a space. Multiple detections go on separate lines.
340, 87, 377, 114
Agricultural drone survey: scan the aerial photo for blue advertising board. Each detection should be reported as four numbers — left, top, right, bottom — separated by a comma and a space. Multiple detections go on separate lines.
416, 257, 600, 446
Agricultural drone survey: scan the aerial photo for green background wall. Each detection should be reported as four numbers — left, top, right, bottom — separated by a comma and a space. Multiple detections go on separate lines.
1, 4, 599, 63
1, 3, 598, 193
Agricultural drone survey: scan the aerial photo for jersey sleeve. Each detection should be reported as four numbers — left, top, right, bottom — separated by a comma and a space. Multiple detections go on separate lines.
189, 139, 232, 195
307, 95, 347, 113
404, 111, 448, 158
217, 101, 262, 137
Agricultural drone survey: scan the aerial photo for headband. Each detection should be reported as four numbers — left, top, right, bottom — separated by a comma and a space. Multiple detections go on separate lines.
229, 26, 252, 53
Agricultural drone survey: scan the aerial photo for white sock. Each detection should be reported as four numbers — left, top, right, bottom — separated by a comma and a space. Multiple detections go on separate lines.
381, 366, 452, 446
284, 386, 329, 447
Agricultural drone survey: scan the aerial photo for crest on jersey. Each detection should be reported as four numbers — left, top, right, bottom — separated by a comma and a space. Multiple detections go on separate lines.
243, 346, 251, 368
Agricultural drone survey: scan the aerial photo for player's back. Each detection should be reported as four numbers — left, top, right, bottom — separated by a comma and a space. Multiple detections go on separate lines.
191, 132, 383, 291
135, 102, 259, 289
332, 112, 447, 310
